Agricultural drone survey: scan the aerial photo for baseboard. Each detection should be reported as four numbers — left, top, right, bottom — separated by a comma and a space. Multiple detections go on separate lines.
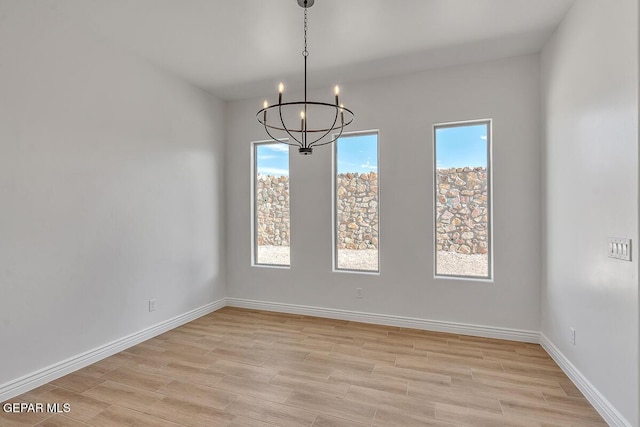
0, 298, 226, 403
225, 297, 540, 343
540, 333, 631, 427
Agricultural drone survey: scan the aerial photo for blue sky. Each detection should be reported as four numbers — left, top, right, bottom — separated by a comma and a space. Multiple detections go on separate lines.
336, 134, 378, 174
256, 143, 290, 176
435, 124, 488, 168
256, 134, 379, 176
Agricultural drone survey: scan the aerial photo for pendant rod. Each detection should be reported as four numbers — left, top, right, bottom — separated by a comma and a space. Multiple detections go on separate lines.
303, 4, 308, 148
304, 53, 307, 147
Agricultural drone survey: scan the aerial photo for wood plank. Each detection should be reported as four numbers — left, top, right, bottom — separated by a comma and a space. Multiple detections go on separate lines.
39, 387, 109, 422
312, 414, 369, 427
145, 362, 225, 388
500, 399, 608, 425
434, 402, 541, 427
329, 371, 408, 395
213, 375, 294, 404
50, 374, 105, 394
270, 371, 350, 396
285, 390, 376, 425
81, 381, 164, 413
156, 380, 236, 409
35, 415, 90, 427
86, 405, 181, 427
345, 385, 437, 422
209, 359, 279, 383
407, 381, 503, 414
143, 396, 235, 426
98, 366, 172, 392
226, 394, 317, 427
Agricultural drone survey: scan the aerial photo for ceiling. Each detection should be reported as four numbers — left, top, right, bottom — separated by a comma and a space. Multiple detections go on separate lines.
6, 0, 575, 100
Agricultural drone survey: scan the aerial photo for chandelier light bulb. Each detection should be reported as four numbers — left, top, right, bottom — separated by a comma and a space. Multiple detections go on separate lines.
278, 82, 285, 93
334, 85, 340, 96
300, 110, 305, 119
263, 100, 268, 109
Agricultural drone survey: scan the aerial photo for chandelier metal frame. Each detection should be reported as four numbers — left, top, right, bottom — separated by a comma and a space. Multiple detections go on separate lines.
256, 0, 354, 155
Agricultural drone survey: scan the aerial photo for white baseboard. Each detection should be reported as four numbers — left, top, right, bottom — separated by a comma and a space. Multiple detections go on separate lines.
540, 333, 631, 427
225, 297, 540, 343
0, 298, 225, 403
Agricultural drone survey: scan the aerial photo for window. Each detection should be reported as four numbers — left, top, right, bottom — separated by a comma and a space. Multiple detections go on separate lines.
253, 142, 290, 267
434, 120, 492, 279
333, 132, 379, 272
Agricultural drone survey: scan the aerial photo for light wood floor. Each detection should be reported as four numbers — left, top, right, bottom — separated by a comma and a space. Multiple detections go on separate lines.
2, 307, 606, 426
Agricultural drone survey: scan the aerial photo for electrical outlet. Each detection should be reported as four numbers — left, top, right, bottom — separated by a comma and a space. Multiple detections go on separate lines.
356, 288, 363, 298
149, 299, 156, 312
570, 327, 575, 345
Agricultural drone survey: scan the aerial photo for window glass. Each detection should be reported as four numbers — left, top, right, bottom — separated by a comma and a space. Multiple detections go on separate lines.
434, 121, 491, 279
254, 142, 290, 266
334, 133, 379, 272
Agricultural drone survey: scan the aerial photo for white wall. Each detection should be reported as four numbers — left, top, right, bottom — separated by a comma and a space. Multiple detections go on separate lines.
541, 0, 639, 425
0, 3, 226, 387
225, 54, 542, 333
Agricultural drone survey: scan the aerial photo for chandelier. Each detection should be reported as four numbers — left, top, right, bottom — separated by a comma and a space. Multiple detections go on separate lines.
256, 0, 354, 155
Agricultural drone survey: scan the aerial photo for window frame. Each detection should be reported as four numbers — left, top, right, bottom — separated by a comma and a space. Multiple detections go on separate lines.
432, 119, 493, 281
332, 130, 381, 275
251, 140, 291, 269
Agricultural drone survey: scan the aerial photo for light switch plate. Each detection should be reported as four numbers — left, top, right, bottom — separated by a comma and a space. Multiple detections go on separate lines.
608, 238, 631, 261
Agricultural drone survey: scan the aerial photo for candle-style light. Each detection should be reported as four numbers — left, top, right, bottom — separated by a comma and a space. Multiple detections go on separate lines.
278, 82, 284, 104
